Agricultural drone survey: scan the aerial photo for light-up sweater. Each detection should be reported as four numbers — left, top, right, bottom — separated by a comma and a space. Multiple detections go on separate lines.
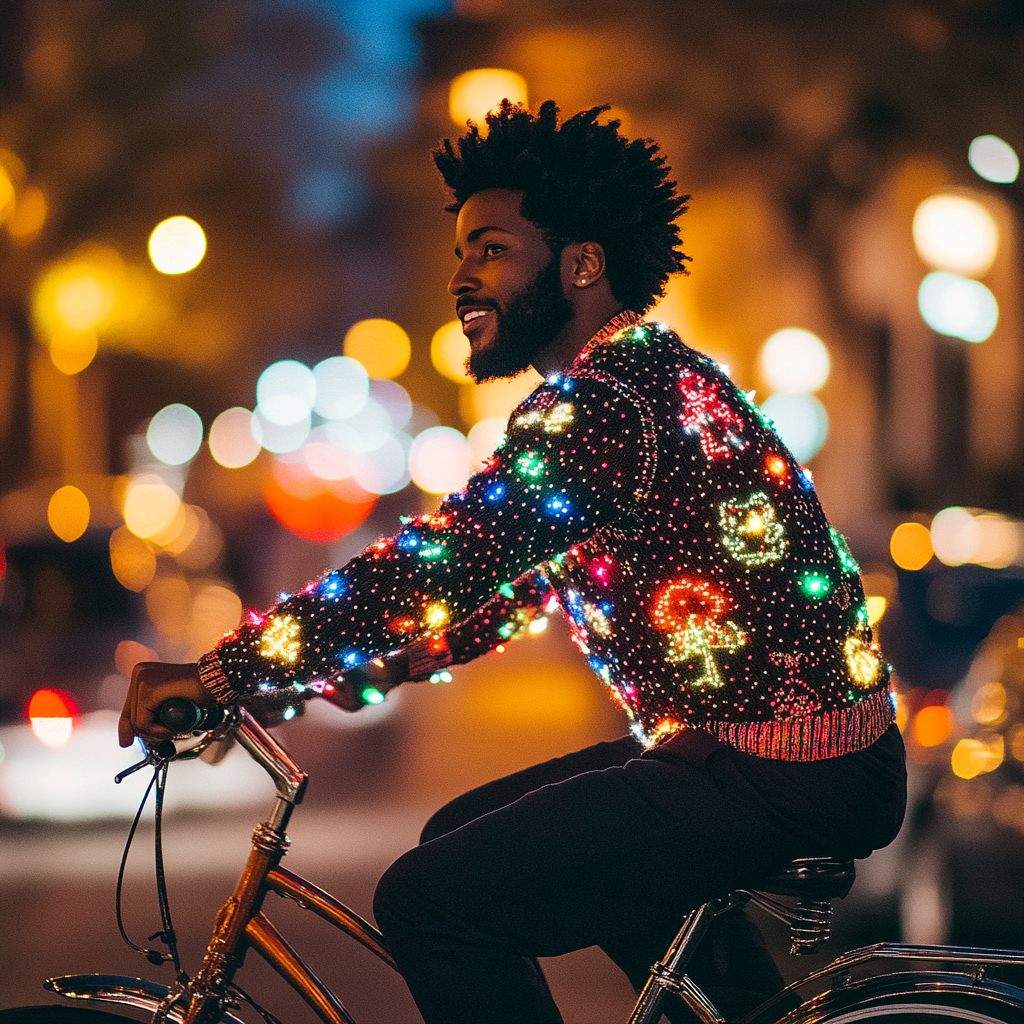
198, 312, 893, 760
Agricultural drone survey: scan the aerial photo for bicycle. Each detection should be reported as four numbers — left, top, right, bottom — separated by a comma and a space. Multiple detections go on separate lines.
3, 699, 1024, 1024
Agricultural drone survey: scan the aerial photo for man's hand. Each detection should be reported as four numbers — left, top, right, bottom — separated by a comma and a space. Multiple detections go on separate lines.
118, 662, 214, 747
322, 654, 409, 713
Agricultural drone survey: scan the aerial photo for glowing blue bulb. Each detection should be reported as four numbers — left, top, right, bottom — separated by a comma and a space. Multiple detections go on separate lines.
278, 592, 291, 602
283, 706, 297, 720
485, 483, 506, 503
545, 495, 572, 518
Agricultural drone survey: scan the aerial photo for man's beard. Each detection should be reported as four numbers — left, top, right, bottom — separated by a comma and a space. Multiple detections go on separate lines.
467, 252, 573, 383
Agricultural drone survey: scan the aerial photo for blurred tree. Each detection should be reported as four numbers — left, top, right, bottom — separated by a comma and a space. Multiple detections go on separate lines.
0, 0, 351, 492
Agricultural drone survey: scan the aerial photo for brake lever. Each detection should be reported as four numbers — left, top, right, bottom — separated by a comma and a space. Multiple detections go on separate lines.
114, 739, 177, 784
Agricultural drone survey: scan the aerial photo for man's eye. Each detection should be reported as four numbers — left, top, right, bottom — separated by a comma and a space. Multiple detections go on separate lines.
484, 243, 506, 257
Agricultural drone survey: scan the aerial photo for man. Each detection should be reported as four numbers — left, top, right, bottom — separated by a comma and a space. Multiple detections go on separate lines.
121, 102, 906, 1024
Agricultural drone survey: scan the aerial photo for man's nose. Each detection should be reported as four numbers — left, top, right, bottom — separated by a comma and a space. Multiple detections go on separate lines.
448, 262, 478, 297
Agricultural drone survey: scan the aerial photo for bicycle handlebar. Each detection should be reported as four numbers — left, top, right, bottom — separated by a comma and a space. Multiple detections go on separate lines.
157, 698, 225, 734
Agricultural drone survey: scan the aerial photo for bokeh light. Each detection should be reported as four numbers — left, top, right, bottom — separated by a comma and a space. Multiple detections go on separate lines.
449, 68, 528, 127
918, 272, 998, 343
409, 426, 473, 494
468, 417, 506, 470
109, 526, 157, 591
49, 327, 98, 375
148, 215, 207, 275
951, 736, 1004, 780
147, 403, 203, 465
889, 521, 933, 570
313, 356, 368, 419
968, 135, 1020, 184
253, 406, 311, 454
759, 328, 830, 394
431, 320, 472, 382
370, 378, 413, 431
32, 245, 122, 338
913, 194, 999, 276
188, 584, 243, 651
264, 461, 377, 543
209, 407, 262, 468
7, 184, 47, 240
123, 476, 181, 539
353, 435, 411, 495
760, 393, 828, 463
931, 506, 979, 566
0, 162, 14, 223
343, 319, 411, 380
257, 360, 317, 425
323, 399, 392, 453
28, 688, 78, 750
47, 485, 90, 543
304, 435, 355, 480
912, 704, 953, 747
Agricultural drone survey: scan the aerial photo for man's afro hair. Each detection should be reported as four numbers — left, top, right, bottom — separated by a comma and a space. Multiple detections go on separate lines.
433, 100, 691, 313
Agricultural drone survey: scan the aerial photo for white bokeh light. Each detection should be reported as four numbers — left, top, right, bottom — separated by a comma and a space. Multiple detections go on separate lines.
313, 356, 368, 420
759, 329, 830, 394
323, 399, 392, 453
354, 435, 410, 495
257, 360, 317, 426
968, 135, 1019, 185
912, 194, 999, 277
467, 417, 506, 471
409, 426, 473, 494
209, 407, 262, 468
761, 393, 829, 463
146, 404, 203, 465
918, 272, 999, 343
370, 379, 413, 431
253, 406, 310, 453
930, 507, 980, 567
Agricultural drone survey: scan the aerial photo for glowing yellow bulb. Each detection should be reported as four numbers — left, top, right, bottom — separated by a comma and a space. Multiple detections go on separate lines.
423, 602, 450, 630
47, 485, 90, 543
449, 68, 527, 128
148, 216, 207, 274
260, 614, 302, 664
844, 635, 881, 689
343, 319, 411, 379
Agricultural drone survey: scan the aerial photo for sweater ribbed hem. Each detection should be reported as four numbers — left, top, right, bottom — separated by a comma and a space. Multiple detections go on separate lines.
710, 688, 894, 761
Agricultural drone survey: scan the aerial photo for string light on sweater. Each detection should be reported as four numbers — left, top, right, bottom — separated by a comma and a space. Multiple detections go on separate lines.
678, 368, 748, 460
719, 492, 787, 566
260, 615, 302, 664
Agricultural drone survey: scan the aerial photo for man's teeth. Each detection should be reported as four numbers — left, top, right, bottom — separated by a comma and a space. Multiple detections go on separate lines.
462, 310, 490, 323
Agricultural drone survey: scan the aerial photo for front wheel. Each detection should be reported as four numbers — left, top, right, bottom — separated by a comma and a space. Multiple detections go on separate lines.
0, 1009, 135, 1023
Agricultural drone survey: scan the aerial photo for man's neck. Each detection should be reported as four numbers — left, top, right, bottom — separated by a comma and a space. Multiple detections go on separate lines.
531, 299, 628, 378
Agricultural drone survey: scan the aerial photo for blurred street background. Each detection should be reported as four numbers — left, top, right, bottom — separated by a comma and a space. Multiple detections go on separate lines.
1, 0, 1023, 1020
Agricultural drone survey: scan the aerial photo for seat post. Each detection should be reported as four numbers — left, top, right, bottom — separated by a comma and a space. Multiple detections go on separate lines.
627, 901, 726, 1024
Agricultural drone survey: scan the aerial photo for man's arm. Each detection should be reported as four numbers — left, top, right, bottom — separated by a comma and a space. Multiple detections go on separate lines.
122, 374, 653, 741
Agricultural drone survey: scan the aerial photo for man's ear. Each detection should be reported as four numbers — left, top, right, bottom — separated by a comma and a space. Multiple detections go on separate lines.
566, 241, 606, 289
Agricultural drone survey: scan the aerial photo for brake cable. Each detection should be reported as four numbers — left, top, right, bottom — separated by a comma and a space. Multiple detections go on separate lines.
114, 741, 188, 983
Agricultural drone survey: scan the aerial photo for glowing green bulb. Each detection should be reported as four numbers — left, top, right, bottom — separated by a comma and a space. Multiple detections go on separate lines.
515, 450, 546, 481
361, 687, 385, 705
800, 571, 832, 600
499, 582, 515, 599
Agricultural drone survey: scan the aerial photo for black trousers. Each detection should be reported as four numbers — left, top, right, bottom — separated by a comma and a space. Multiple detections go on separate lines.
373, 725, 907, 1024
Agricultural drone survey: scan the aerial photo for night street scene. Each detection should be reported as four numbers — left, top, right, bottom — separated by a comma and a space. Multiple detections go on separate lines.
1, 1, 1023, 1022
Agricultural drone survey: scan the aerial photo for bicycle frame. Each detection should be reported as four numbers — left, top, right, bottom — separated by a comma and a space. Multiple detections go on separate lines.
48, 709, 400, 1024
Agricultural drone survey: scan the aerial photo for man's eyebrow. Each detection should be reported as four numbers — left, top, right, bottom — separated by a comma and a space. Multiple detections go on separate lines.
454, 225, 513, 258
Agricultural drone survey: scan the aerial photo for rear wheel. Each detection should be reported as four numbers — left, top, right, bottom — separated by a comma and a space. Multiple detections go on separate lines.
0, 1009, 135, 1022
807, 988, 1024, 1024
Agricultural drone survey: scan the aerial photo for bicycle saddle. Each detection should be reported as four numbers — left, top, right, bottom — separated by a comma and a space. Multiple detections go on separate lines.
756, 855, 856, 901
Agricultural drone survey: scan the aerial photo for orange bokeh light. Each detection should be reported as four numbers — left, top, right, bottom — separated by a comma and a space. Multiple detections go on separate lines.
912, 703, 953, 747
264, 466, 376, 544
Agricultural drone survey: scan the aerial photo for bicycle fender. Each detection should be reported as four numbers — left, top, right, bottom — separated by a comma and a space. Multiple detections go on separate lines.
44, 975, 246, 1024
740, 971, 1024, 1024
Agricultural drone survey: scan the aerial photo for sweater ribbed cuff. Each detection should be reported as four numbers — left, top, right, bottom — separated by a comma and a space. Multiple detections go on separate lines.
197, 651, 247, 704
405, 635, 453, 682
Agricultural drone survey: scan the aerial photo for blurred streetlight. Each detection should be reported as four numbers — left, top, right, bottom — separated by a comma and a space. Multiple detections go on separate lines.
148, 215, 207, 274
449, 68, 528, 127
918, 272, 999, 343
968, 135, 1020, 184
343, 319, 411, 379
913, 194, 998, 276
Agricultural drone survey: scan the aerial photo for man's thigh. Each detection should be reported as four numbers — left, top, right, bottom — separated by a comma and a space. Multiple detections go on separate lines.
385, 751, 792, 958
419, 734, 642, 843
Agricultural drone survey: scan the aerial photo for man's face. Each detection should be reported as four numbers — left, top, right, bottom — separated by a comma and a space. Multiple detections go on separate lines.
449, 189, 573, 382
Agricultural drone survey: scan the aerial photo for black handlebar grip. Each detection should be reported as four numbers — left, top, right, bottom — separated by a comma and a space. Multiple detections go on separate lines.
157, 698, 224, 733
